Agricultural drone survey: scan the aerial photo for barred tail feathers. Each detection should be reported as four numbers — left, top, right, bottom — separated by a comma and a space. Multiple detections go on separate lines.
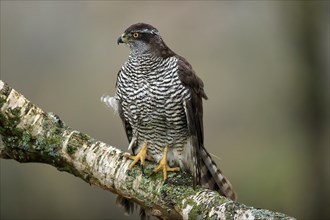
199, 146, 237, 201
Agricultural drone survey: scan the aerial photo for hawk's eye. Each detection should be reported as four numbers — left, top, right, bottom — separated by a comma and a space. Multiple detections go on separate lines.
132, 32, 139, 38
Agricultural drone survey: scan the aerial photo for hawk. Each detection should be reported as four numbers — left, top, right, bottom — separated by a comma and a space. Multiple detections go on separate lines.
102, 22, 236, 214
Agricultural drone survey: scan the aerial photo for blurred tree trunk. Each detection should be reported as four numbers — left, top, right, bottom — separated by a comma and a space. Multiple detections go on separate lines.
284, 2, 329, 219
300, 3, 329, 219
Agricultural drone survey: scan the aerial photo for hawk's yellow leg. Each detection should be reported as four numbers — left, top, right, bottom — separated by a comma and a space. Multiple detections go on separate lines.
153, 146, 180, 180
128, 142, 151, 170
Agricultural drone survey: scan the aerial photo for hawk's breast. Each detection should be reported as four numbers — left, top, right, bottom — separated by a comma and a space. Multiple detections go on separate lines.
116, 55, 191, 162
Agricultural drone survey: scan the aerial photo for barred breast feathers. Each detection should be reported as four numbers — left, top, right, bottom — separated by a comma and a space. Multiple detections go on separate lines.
116, 55, 191, 151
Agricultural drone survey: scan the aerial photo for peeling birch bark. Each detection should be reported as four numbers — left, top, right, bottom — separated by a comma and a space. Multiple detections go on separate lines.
0, 80, 295, 220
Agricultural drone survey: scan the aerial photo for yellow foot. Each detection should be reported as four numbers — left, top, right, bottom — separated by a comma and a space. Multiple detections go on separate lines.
127, 142, 151, 171
152, 146, 180, 180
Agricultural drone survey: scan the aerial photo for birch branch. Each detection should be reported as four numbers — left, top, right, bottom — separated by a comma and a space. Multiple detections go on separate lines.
0, 80, 295, 220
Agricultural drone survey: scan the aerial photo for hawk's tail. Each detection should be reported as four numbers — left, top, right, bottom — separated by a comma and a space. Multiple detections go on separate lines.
199, 146, 237, 201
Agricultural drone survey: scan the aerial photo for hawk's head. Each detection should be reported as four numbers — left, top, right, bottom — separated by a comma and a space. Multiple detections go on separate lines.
117, 23, 175, 58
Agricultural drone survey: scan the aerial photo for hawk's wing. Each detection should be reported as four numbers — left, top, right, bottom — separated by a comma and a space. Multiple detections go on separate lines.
176, 55, 208, 186
177, 56, 237, 200
177, 55, 208, 146
118, 101, 133, 143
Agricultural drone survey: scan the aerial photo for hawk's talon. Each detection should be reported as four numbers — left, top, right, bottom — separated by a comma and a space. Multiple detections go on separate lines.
152, 146, 180, 180
127, 142, 150, 171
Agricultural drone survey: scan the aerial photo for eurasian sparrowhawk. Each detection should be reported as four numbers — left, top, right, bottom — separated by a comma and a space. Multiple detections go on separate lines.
102, 22, 236, 215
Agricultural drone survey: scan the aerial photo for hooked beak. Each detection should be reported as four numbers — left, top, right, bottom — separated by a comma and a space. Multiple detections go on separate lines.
117, 34, 126, 45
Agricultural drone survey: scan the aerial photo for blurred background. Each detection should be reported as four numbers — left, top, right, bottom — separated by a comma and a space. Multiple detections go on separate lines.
0, 1, 329, 219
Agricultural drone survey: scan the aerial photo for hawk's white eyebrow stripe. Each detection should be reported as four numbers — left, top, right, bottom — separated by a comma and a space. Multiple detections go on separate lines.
136, 28, 159, 35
